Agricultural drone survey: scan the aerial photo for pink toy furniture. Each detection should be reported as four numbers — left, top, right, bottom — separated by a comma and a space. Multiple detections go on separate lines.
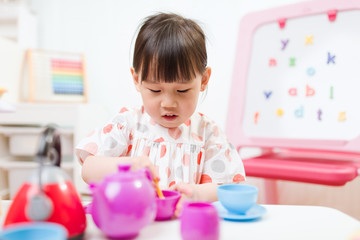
226, 0, 360, 203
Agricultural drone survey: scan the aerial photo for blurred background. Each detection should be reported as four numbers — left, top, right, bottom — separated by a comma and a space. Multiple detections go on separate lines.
1, 0, 303, 121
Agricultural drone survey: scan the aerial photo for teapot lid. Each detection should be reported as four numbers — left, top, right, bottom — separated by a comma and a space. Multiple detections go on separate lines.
104, 164, 151, 182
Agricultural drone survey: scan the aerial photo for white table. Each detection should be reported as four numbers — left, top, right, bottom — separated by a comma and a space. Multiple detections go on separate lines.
1, 200, 360, 240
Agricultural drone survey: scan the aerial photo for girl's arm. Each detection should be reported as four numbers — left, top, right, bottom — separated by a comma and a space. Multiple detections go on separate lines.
81, 155, 157, 183
193, 182, 219, 202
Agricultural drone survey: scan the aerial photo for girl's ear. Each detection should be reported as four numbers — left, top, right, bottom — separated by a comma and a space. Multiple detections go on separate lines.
200, 67, 211, 91
131, 67, 141, 92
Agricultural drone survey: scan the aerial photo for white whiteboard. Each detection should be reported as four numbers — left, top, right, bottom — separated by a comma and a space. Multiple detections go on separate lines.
243, 10, 360, 141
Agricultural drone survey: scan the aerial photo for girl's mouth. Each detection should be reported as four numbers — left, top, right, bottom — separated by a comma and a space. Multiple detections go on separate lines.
162, 114, 178, 121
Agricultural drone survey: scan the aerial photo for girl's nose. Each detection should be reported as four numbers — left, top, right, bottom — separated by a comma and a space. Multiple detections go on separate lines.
161, 96, 177, 108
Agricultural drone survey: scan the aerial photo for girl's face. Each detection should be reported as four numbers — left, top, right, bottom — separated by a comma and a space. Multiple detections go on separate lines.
131, 68, 211, 128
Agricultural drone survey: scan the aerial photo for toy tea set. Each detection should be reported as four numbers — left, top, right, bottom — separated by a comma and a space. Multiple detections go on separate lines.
85, 164, 181, 238
0, 125, 182, 239
0, 125, 265, 240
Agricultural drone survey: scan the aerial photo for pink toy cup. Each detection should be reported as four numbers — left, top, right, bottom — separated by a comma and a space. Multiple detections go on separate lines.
180, 202, 220, 240
155, 190, 181, 221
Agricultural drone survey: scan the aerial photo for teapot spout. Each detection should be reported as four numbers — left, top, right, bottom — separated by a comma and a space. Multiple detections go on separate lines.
84, 203, 92, 214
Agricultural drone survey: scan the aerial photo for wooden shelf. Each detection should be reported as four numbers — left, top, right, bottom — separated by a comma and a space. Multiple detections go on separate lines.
0, 2, 37, 48
0, 103, 90, 126
0, 103, 109, 198
0, 156, 73, 170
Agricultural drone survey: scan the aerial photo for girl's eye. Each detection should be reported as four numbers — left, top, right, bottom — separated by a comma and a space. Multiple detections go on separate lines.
149, 89, 161, 93
177, 89, 189, 93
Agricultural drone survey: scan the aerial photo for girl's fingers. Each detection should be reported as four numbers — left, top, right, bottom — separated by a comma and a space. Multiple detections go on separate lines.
172, 183, 196, 217
147, 164, 159, 181
171, 183, 194, 198
174, 196, 186, 217
131, 156, 159, 181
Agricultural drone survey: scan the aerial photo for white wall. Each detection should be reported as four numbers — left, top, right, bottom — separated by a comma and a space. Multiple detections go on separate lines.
0, 37, 25, 104
29, 0, 305, 128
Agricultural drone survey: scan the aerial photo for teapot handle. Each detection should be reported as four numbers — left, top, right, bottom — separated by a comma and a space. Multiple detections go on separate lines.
37, 124, 61, 167
84, 203, 92, 214
85, 183, 98, 214
140, 168, 152, 182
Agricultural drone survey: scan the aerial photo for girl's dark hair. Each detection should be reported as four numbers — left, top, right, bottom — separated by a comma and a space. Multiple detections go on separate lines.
133, 13, 207, 83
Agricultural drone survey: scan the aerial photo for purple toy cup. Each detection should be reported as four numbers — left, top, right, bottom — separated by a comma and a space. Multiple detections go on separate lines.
155, 190, 181, 221
180, 202, 220, 240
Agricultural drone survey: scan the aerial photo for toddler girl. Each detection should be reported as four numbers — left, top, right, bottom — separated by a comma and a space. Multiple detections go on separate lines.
76, 12, 245, 216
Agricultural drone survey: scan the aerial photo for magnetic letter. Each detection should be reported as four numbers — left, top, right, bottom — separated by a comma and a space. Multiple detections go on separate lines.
254, 112, 259, 124
338, 112, 346, 122
264, 91, 272, 99
306, 85, 315, 97
288, 88, 297, 96
289, 58, 296, 66
305, 35, 313, 45
276, 108, 284, 116
269, 58, 277, 67
317, 109, 322, 121
327, 52, 336, 64
307, 67, 315, 76
294, 106, 304, 118
281, 39, 289, 50
330, 86, 334, 99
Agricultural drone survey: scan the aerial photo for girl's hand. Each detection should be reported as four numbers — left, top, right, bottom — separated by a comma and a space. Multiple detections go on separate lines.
169, 183, 198, 217
130, 156, 158, 181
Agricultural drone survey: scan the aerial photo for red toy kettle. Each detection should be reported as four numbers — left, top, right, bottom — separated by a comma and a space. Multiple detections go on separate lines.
3, 125, 86, 239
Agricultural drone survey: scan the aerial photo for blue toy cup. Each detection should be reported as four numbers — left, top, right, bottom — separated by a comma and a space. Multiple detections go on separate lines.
217, 184, 258, 215
0, 222, 67, 240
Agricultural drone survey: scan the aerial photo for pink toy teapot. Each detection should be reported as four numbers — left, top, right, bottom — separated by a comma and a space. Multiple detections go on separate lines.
86, 164, 157, 239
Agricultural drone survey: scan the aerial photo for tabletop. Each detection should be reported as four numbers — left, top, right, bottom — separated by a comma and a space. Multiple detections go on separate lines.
1, 200, 360, 240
